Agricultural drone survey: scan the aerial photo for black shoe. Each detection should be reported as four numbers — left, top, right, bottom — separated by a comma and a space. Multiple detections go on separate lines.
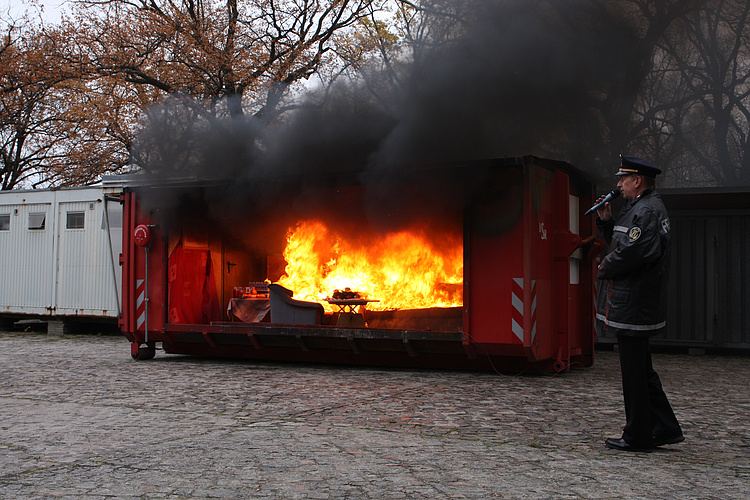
654, 434, 685, 447
605, 438, 654, 453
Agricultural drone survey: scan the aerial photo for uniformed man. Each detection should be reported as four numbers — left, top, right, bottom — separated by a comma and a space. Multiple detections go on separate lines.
595, 153, 684, 453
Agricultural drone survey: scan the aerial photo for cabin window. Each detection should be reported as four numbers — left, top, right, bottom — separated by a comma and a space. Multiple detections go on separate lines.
0, 214, 9, 231
28, 213, 46, 230
66, 211, 85, 229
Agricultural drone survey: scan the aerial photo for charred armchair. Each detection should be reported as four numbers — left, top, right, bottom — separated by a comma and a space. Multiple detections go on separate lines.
268, 284, 325, 325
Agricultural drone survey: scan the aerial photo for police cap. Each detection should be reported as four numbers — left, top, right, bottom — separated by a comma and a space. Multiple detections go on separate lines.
616, 153, 662, 177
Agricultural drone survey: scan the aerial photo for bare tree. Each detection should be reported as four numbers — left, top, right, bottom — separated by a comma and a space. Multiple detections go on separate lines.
7, 0, 750, 188
328, 0, 702, 181
76, 0, 380, 122
2, 1, 385, 184
655, 0, 750, 186
0, 18, 121, 189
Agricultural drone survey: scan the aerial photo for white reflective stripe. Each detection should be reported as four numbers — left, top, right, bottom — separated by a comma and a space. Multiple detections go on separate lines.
510, 277, 536, 343
596, 313, 666, 331
511, 291, 523, 315
614, 225, 629, 233
511, 318, 523, 342
511, 278, 524, 342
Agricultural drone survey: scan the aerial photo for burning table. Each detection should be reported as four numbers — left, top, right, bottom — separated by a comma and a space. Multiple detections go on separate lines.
325, 288, 380, 313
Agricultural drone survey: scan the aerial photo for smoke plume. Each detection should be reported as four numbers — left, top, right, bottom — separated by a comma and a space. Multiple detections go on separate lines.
133, 0, 637, 231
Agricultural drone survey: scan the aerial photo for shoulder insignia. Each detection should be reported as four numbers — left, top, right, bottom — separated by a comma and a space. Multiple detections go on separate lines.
628, 226, 642, 242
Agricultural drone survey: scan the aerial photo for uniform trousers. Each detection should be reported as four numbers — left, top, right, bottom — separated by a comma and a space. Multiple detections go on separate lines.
616, 334, 682, 447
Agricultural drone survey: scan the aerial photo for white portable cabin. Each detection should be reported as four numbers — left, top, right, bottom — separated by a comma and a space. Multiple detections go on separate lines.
0, 184, 123, 323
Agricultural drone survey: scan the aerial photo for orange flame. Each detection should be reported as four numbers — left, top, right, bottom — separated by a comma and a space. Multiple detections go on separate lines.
276, 219, 463, 311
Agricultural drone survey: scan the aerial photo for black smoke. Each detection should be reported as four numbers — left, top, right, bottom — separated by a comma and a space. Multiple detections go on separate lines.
132, 0, 638, 231
257, 0, 635, 179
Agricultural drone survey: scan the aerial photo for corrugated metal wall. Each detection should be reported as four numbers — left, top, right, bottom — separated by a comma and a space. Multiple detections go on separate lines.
0, 188, 122, 319
55, 200, 121, 316
664, 215, 716, 345
0, 203, 55, 314
596, 189, 750, 351
713, 213, 750, 348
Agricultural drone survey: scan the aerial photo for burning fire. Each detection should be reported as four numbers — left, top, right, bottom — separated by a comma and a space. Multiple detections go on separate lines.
276, 220, 463, 311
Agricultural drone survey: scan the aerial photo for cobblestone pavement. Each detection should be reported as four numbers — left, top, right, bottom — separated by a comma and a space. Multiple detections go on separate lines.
0, 331, 748, 499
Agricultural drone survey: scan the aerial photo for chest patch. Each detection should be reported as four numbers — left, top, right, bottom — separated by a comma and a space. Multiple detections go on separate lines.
628, 226, 642, 242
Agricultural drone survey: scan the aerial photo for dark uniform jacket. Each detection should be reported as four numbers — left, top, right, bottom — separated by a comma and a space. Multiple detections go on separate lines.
596, 187, 671, 336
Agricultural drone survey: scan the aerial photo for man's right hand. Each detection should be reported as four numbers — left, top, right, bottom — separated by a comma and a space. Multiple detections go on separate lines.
595, 195, 612, 221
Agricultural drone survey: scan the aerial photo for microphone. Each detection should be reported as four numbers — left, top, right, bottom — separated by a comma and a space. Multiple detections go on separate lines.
585, 188, 621, 216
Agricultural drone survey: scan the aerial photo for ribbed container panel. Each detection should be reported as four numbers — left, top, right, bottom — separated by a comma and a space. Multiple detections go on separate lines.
55, 200, 122, 317
0, 188, 122, 318
665, 216, 715, 344
715, 215, 750, 347
599, 204, 750, 350
0, 202, 54, 314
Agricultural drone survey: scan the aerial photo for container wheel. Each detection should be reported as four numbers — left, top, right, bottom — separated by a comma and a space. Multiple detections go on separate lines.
553, 360, 567, 373
131, 343, 156, 361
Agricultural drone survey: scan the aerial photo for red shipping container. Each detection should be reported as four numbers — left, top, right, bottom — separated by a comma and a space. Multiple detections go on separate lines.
120, 157, 601, 372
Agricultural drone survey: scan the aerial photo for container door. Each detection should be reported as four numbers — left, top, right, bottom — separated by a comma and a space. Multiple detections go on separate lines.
0, 202, 54, 314
56, 201, 121, 317
465, 165, 527, 353
121, 190, 167, 343
520, 164, 555, 361
551, 171, 597, 369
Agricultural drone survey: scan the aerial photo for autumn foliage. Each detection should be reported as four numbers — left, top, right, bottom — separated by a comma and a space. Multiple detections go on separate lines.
3, 1, 750, 189
1, 0, 381, 189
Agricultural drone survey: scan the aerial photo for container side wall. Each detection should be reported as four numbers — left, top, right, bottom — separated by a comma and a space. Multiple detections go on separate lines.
55, 200, 122, 317
120, 190, 167, 343
717, 214, 750, 347
523, 164, 556, 360
662, 211, 749, 349
663, 216, 714, 345
465, 166, 526, 349
0, 202, 54, 314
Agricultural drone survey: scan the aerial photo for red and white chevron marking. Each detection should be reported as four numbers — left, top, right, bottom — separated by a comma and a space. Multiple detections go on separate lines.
511, 278, 537, 342
136, 279, 146, 331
